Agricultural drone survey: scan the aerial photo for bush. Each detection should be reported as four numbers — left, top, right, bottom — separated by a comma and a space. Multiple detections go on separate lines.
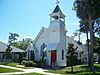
21, 60, 26, 65
21, 60, 37, 67
35, 60, 46, 67
24, 61, 33, 67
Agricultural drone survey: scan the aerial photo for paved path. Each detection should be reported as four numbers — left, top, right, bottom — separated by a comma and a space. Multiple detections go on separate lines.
0, 65, 61, 75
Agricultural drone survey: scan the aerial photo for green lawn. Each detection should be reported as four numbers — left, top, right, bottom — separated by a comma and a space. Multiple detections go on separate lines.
5, 63, 17, 67
48, 64, 100, 75
0, 62, 18, 67
1, 63, 100, 75
1, 63, 33, 69
0, 67, 21, 73
15, 73, 45, 75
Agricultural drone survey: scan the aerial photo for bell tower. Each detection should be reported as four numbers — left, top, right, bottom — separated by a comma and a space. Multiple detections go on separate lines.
48, 2, 67, 66
49, 5, 66, 26
49, 3, 67, 31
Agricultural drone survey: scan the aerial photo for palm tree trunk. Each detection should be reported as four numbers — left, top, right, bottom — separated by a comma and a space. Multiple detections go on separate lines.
88, 15, 94, 72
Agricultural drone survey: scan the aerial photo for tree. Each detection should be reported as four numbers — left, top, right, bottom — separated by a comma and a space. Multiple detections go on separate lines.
94, 37, 100, 63
79, 20, 90, 65
74, 0, 100, 71
19, 53, 24, 65
8, 32, 19, 45
5, 45, 12, 62
11, 41, 30, 50
5, 32, 19, 62
94, 18, 100, 37
79, 19, 100, 63
66, 43, 78, 73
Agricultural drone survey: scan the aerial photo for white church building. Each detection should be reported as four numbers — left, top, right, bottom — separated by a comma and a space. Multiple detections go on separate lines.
26, 5, 84, 67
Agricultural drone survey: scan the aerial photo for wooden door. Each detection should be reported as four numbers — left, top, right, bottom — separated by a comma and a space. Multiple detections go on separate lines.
51, 50, 56, 65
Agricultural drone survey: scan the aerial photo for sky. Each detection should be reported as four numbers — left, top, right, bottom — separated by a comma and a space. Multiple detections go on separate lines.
0, 0, 86, 44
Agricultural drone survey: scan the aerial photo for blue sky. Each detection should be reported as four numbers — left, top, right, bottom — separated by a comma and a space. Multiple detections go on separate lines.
0, 0, 86, 43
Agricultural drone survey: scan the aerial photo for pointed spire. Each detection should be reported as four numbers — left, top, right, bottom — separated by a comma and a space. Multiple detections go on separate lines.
53, 5, 61, 13
53, 0, 61, 13
50, 0, 65, 19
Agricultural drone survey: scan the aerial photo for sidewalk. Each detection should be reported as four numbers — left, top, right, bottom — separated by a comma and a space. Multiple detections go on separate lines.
0, 65, 61, 75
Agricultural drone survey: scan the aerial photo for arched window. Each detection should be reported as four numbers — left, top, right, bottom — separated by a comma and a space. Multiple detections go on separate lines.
62, 50, 64, 60
40, 43, 47, 56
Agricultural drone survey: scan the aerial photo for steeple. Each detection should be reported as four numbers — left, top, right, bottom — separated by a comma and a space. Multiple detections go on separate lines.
53, 5, 62, 13
49, 2, 67, 32
50, 4, 65, 21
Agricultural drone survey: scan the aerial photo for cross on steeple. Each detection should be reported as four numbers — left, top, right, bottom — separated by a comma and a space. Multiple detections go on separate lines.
56, 0, 60, 5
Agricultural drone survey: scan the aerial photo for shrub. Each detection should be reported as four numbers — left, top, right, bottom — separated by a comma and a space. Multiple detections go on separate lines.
21, 60, 37, 67
21, 60, 26, 65
24, 61, 33, 67
35, 60, 46, 67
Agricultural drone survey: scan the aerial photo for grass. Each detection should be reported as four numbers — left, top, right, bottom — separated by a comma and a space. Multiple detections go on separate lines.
1, 63, 100, 75
5, 63, 17, 67
15, 72, 45, 75
0, 67, 21, 73
1, 63, 33, 69
0, 62, 18, 67
48, 64, 100, 75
